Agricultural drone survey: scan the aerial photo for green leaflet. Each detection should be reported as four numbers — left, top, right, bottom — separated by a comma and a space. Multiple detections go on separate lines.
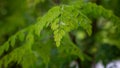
9, 35, 16, 47
0, 25, 36, 67
51, 5, 92, 47
34, 20, 45, 36
78, 12, 92, 36
51, 5, 78, 47
80, 2, 120, 36
54, 29, 65, 47
47, 6, 61, 22
0, 45, 26, 67
0, 40, 35, 68
0, 41, 9, 56
18, 31, 25, 42
44, 6, 61, 27
35, 6, 61, 36
4, 42, 9, 51
51, 18, 59, 30
35, 23, 43, 36
51, 18, 66, 47
81, 2, 120, 27
26, 32, 34, 50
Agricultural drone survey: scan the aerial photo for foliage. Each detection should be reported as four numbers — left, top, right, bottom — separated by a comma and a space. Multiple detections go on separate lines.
0, 0, 120, 68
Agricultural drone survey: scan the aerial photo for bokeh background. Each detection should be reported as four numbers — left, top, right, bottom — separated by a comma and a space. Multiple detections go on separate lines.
0, 0, 120, 68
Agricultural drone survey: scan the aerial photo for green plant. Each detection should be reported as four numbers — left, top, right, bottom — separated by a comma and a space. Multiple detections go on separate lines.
0, 0, 120, 68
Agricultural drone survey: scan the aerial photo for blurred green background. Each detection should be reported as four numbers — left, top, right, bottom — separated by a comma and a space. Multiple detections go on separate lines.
0, 0, 120, 68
